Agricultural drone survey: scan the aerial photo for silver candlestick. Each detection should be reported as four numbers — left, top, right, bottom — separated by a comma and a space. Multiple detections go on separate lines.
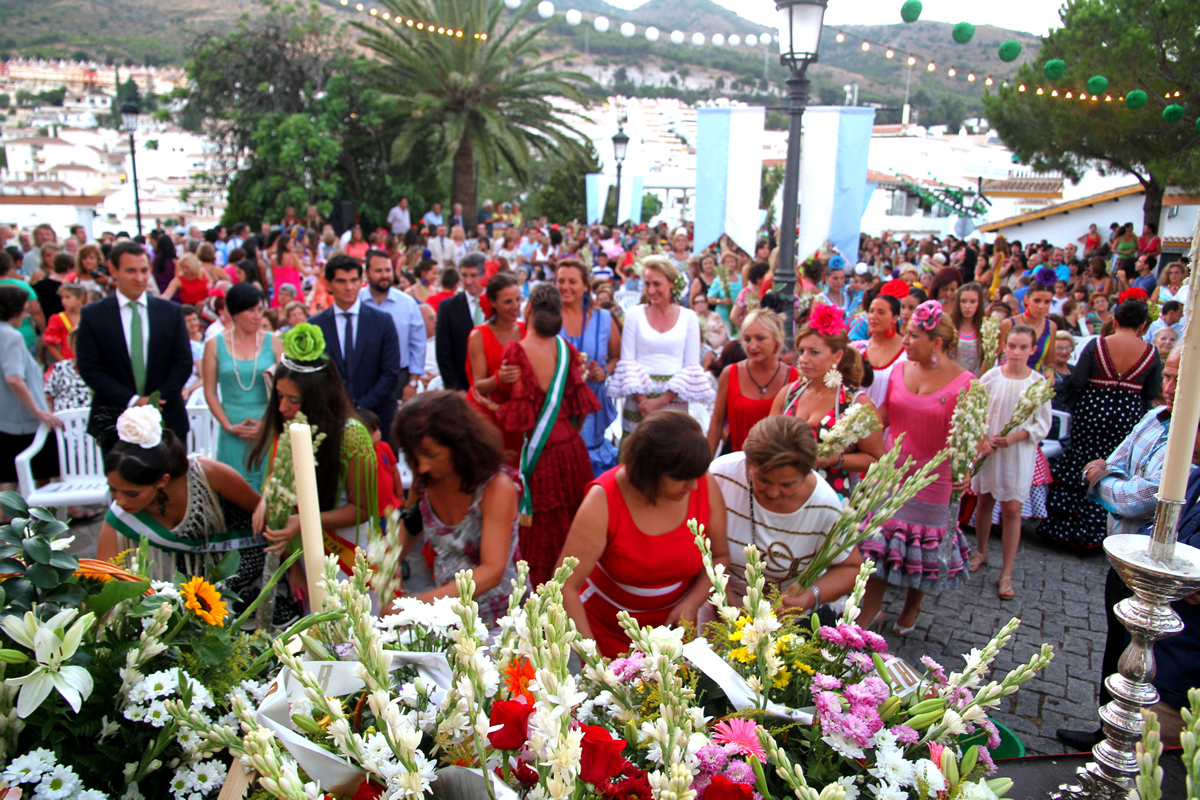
1051, 515, 1200, 798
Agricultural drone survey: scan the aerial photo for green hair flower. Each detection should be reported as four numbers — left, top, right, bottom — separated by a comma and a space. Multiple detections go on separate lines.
283, 322, 327, 363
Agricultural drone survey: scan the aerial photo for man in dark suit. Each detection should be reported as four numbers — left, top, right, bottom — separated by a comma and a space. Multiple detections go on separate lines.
449, 203, 466, 232
435, 252, 488, 391
310, 254, 401, 440
76, 241, 194, 447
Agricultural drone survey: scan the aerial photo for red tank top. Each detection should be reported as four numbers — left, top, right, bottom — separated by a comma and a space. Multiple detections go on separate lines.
179, 276, 210, 305
580, 467, 711, 658
726, 363, 798, 452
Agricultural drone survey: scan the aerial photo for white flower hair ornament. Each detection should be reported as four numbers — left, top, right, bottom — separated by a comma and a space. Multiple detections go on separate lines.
117, 405, 164, 449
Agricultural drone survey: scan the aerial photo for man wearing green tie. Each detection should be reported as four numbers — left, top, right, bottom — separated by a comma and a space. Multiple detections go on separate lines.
434, 253, 492, 391
76, 241, 195, 449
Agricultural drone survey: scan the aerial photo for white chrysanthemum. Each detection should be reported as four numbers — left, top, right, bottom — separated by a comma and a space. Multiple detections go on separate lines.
35, 764, 82, 800
77, 791, 108, 800
2, 747, 56, 784
821, 730, 866, 760
836, 775, 861, 800
140, 669, 181, 699
177, 727, 203, 751
190, 759, 227, 793
169, 766, 197, 797
362, 732, 392, 764
869, 744, 915, 788
914, 759, 947, 794
144, 699, 172, 727
871, 781, 907, 800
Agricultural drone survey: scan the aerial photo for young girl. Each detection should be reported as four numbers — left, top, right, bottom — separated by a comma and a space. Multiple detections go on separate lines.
971, 325, 1053, 600
949, 282, 985, 376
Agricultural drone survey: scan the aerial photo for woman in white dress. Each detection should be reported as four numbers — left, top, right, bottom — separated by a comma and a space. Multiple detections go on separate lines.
608, 256, 715, 437
850, 280, 908, 408
709, 414, 863, 613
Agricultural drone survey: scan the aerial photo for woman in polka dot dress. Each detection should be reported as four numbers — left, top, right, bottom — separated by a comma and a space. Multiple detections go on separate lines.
770, 303, 885, 502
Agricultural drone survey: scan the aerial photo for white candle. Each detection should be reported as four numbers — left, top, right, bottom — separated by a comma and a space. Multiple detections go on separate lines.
289, 421, 327, 612
1157, 213, 1200, 504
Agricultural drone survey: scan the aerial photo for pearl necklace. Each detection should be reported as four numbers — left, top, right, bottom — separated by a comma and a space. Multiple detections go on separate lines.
226, 329, 262, 393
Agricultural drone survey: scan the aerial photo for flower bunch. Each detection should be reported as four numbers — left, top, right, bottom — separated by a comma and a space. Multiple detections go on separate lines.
978, 316, 1001, 373
1034, 267, 1058, 290
815, 401, 881, 459
714, 262, 733, 304
793, 434, 947, 592
261, 411, 326, 530
971, 377, 1056, 478
947, 380, 990, 503
1, 747, 107, 800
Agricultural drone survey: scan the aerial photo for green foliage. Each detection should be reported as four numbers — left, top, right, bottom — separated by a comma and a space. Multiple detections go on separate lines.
0, 93, 10, 109
641, 192, 663, 224
982, 0, 1200, 227
0, 491, 84, 619
14, 86, 66, 107
536, 142, 601, 224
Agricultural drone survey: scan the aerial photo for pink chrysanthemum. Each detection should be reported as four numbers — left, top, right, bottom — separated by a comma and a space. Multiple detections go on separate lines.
711, 718, 767, 761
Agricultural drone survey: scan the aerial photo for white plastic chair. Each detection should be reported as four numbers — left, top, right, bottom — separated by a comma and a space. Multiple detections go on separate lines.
1040, 410, 1071, 460
614, 290, 642, 312
185, 403, 220, 459
15, 408, 110, 518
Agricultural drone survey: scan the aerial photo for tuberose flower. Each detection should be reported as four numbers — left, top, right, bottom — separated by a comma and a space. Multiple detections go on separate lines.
180, 576, 229, 627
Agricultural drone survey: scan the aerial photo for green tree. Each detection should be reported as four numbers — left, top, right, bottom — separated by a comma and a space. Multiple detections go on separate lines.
640, 192, 662, 224
353, 0, 594, 221
983, 0, 1200, 227
536, 143, 601, 223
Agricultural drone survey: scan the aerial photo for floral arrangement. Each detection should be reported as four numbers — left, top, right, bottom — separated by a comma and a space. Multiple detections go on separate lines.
815, 402, 881, 459
0, 491, 302, 800
971, 378, 1056, 478
978, 316, 1001, 373
947, 380, 990, 503
261, 411, 326, 531
791, 434, 948, 593
1033, 268, 1057, 291
714, 262, 733, 304
909, 300, 944, 333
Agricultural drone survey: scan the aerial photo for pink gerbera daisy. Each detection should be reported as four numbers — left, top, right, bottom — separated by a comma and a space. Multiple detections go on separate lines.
711, 718, 767, 761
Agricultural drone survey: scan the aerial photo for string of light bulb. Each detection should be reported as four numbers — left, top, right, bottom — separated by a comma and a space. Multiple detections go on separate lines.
828, 26, 1006, 87
337, 0, 487, 39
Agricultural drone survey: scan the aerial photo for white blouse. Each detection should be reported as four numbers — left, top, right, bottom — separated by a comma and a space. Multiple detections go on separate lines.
710, 452, 846, 595
608, 304, 715, 402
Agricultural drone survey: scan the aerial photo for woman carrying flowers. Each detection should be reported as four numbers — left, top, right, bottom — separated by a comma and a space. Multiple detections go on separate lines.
249, 323, 378, 593
770, 303, 884, 502
706, 308, 796, 455
96, 405, 290, 622
392, 390, 520, 630
859, 300, 973, 635
710, 415, 863, 611
559, 410, 729, 658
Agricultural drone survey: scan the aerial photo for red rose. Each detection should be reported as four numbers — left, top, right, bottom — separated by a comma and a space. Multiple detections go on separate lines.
351, 779, 385, 800
808, 303, 846, 336
488, 700, 535, 751
704, 775, 755, 800
579, 725, 628, 785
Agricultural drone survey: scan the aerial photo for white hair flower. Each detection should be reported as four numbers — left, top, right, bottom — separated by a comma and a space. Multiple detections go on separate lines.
117, 405, 164, 449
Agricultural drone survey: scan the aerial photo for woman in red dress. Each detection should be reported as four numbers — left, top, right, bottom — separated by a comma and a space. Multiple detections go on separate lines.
467, 273, 525, 464
496, 284, 599, 588
707, 309, 795, 454
560, 410, 730, 659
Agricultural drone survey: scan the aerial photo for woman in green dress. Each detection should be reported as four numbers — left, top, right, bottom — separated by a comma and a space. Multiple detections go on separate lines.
202, 283, 281, 490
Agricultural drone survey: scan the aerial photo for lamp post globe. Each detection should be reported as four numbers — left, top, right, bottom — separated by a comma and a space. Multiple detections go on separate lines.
120, 100, 139, 132
773, 0, 827, 345
120, 100, 144, 237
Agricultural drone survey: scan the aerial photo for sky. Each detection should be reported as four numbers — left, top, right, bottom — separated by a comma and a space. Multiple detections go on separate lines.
602, 0, 1065, 37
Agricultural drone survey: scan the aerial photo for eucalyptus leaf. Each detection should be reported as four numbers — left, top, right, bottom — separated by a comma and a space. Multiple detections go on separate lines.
208, 549, 241, 584
0, 558, 25, 575
28, 507, 58, 523
0, 545, 22, 559
22, 537, 51, 565
3, 577, 34, 610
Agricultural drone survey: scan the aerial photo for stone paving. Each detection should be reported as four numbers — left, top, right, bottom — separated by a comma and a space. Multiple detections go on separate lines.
65, 516, 1111, 757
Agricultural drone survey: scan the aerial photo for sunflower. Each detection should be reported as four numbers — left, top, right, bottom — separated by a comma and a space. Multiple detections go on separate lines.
502, 657, 535, 704
180, 576, 229, 627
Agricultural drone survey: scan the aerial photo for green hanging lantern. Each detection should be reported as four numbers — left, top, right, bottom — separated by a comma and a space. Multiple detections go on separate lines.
1087, 75, 1108, 95
998, 40, 1022, 62
1126, 90, 1148, 109
1043, 59, 1066, 80
1196, 117, 1200, 133
952, 22, 975, 43
1163, 104, 1185, 123
900, 0, 922, 23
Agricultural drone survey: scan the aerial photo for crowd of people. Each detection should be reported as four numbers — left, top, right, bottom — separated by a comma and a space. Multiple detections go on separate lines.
0, 200, 1196, 748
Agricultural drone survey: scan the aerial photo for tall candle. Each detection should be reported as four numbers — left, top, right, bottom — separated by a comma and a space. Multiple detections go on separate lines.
289, 421, 327, 612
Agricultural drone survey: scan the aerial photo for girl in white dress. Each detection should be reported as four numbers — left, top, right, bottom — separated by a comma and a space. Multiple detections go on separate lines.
970, 324, 1053, 601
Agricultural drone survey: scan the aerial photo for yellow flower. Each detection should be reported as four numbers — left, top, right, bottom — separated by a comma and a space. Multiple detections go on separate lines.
729, 616, 752, 643
793, 661, 815, 675
180, 576, 229, 627
772, 668, 792, 690
729, 647, 755, 664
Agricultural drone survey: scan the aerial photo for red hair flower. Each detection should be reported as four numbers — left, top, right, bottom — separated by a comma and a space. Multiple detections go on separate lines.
880, 278, 910, 299
808, 303, 846, 336
1119, 286, 1149, 304
910, 299, 944, 332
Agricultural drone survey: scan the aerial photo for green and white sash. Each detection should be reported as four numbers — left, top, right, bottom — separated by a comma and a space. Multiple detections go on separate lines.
105, 506, 265, 554
518, 337, 570, 525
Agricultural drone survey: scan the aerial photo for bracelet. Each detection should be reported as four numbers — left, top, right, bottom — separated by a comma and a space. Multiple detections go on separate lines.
809, 584, 821, 613
836, 453, 845, 471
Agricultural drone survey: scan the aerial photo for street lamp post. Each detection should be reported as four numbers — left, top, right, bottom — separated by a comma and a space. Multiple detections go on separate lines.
774, 0, 828, 345
612, 124, 629, 225
120, 100, 143, 238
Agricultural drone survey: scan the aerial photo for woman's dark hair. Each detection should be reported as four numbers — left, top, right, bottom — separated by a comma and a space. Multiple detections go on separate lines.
949, 282, 986, 332
414, 258, 436, 278
249, 360, 354, 511
0, 285, 28, 320
273, 230, 291, 264
528, 283, 562, 337
104, 429, 188, 486
928, 268, 962, 302
549, 229, 563, 247
236, 258, 264, 288
1113, 299, 1149, 330
393, 390, 503, 493
1117, 257, 1137, 280
1089, 256, 1108, 277
871, 294, 902, 319
622, 410, 711, 505
403, 228, 421, 248
907, 287, 928, 302
747, 262, 770, 285
485, 272, 520, 312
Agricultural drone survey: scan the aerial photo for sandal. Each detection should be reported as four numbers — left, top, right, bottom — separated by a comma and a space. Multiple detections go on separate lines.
969, 552, 988, 573
997, 576, 1015, 601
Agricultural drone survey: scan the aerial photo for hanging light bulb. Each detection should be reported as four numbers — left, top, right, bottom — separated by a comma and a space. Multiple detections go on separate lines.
861, 41, 870, 51
967, 73, 975, 81
927, 62, 936, 71
985, 77, 993, 86
1037, 87, 1044, 95
1105, 95, 1112, 101
1050, 89, 1057, 96
836, 32, 845, 42
1018, 84, 1026, 92
381, 11, 388, 18
369, 7, 377, 14
947, 67, 956, 76
907, 56, 916, 65
1065, 91, 1073, 98
886, 49, 894, 58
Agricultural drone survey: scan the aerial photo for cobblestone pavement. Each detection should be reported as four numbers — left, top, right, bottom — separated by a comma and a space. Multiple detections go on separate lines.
66, 517, 1110, 757
876, 525, 1111, 756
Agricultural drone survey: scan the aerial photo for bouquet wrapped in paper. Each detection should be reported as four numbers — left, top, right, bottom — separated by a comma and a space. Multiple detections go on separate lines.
948, 380, 990, 503
972, 378, 1056, 478
816, 401, 882, 459
978, 316, 1001, 373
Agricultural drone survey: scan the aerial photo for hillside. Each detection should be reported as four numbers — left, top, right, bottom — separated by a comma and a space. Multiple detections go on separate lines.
0, 0, 1040, 125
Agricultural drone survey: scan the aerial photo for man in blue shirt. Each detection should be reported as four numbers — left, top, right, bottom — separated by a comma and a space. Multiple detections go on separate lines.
1132, 254, 1158, 294
359, 249, 426, 405
421, 202, 444, 229
1143, 301, 1184, 344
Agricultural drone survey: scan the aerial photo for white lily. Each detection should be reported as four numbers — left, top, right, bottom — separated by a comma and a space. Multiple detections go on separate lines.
2, 609, 95, 717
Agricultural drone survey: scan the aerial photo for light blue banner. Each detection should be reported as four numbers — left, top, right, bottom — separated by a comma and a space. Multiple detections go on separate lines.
628, 175, 645, 225
828, 107, 876, 263
694, 108, 731, 253
586, 174, 602, 224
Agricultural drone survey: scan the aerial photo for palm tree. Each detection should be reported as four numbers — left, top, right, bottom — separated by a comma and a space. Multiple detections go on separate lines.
353, 0, 594, 220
